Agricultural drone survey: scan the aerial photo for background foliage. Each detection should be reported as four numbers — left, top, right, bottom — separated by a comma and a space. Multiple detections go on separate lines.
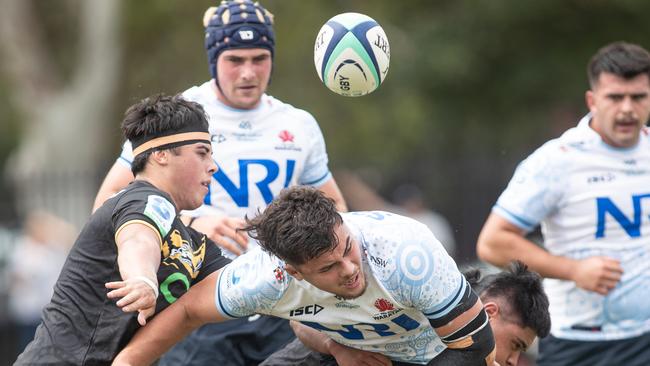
2, 0, 650, 260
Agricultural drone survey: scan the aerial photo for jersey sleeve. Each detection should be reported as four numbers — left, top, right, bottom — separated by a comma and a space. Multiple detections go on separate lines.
297, 112, 332, 187
113, 189, 177, 242
116, 140, 134, 168
214, 247, 287, 319
493, 141, 566, 232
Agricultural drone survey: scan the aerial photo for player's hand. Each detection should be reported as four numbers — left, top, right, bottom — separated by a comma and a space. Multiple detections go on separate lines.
330, 342, 392, 366
571, 256, 623, 295
106, 277, 157, 326
190, 215, 249, 256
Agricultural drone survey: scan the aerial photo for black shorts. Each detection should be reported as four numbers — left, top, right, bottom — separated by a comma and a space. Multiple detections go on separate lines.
538, 332, 650, 366
158, 315, 295, 366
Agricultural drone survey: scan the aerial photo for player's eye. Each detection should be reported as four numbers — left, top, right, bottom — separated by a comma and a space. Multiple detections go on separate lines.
319, 265, 334, 273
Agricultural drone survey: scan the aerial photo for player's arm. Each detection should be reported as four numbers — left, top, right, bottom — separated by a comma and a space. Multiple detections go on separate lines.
188, 215, 249, 256
113, 270, 227, 366
93, 162, 134, 212
429, 283, 496, 365
317, 177, 348, 212
105, 222, 162, 326
290, 321, 391, 366
477, 213, 622, 295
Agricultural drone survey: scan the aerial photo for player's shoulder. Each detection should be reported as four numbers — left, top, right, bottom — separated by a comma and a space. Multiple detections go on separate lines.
181, 81, 213, 105
345, 211, 435, 254
344, 211, 427, 230
263, 94, 319, 126
109, 182, 177, 236
224, 246, 291, 291
520, 124, 588, 171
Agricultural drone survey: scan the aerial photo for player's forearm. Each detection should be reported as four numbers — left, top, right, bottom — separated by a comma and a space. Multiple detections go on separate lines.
113, 301, 198, 365
477, 214, 575, 281
477, 226, 573, 281
117, 235, 161, 283
290, 320, 333, 354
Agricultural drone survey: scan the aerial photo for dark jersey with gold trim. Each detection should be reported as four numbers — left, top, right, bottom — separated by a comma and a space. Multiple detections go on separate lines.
15, 180, 230, 365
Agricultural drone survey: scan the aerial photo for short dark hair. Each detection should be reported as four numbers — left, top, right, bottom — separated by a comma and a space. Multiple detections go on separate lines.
465, 261, 551, 338
121, 94, 209, 175
243, 186, 343, 265
588, 41, 650, 88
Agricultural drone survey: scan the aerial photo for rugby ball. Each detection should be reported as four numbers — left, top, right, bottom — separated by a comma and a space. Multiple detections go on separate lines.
314, 12, 390, 97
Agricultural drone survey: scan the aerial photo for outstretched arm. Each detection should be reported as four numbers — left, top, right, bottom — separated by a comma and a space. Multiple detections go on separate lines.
107, 222, 162, 326
112, 270, 228, 365
477, 213, 622, 295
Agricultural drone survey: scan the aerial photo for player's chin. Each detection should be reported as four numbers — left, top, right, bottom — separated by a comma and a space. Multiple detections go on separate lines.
338, 275, 367, 299
187, 195, 205, 211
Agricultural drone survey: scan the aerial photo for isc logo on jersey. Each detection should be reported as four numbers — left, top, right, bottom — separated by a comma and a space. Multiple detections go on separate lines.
289, 304, 324, 317
314, 12, 390, 97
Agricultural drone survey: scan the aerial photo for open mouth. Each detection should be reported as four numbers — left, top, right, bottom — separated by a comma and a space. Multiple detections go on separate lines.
343, 272, 360, 289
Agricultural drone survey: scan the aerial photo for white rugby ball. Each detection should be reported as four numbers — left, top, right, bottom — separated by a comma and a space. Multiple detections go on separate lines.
314, 12, 390, 97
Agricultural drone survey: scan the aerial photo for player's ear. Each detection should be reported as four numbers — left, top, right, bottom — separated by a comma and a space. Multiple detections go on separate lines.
284, 264, 303, 280
483, 301, 499, 319
150, 150, 169, 166
586, 90, 596, 113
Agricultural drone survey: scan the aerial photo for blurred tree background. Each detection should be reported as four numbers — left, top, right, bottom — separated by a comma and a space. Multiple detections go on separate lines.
2, 0, 650, 263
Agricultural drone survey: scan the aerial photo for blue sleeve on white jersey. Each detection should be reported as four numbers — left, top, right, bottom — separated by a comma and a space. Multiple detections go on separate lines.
116, 140, 134, 168
297, 112, 332, 187
494, 141, 566, 232
215, 247, 288, 318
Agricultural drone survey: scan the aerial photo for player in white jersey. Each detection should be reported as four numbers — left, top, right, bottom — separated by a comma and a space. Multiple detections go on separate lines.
477, 41, 650, 365
92, 1, 347, 364
261, 261, 551, 366
114, 187, 497, 366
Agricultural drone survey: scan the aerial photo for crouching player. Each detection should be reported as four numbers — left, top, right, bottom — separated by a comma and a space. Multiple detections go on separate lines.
114, 187, 496, 365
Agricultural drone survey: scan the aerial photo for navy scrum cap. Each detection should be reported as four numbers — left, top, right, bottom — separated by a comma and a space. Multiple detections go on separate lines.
203, 0, 275, 79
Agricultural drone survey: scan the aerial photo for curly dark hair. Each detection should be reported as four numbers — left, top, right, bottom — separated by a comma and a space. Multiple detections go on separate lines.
465, 261, 551, 338
243, 186, 343, 265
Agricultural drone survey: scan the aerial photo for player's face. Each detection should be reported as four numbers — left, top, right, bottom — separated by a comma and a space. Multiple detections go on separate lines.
587, 72, 650, 148
486, 303, 536, 366
214, 48, 272, 110
288, 224, 367, 299
168, 142, 216, 210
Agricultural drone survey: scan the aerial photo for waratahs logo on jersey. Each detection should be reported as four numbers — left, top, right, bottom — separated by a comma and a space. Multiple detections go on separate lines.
278, 130, 294, 143
275, 129, 301, 152
273, 266, 285, 283
372, 298, 402, 320
375, 298, 394, 312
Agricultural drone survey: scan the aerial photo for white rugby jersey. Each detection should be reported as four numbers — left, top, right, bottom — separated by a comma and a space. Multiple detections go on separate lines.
215, 212, 466, 364
118, 81, 332, 257
494, 114, 650, 341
